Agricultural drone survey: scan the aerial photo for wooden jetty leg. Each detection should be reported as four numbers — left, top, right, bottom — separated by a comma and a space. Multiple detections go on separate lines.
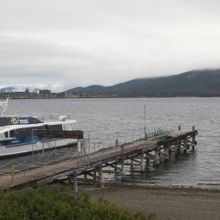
121, 159, 125, 181
164, 146, 170, 161
183, 140, 188, 153
115, 139, 119, 146
76, 140, 81, 167
175, 140, 181, 157
112, 162, 122, 180
73, 175, 78, 193
145, 157, 150, 170
140, 153, 145, 171
94, 171, 97, 183
114, 164, 118, 174
192, 137, 195, 151
84, 172, 88, 180
98, 165, 104, 188
155, 149, 160, 166
192, 126, 196, 151
130, 159, 134, 172
145, 153, 154, 169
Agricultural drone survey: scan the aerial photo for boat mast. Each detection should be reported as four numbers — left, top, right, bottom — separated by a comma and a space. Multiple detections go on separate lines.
144, 103, 147, 138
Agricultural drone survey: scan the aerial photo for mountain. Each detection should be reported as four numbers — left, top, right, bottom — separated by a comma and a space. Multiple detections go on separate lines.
65, 69, 220, 97
0, 87, 17, 93
0, 87, 40, 93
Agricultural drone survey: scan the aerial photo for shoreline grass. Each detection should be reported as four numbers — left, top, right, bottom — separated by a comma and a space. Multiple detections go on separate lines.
0, 186, 155, 220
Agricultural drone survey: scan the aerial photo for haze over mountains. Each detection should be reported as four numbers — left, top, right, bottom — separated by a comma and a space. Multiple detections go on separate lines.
0, 87, 39, 93
1, 69, 220, 97
65, 69, 220, 97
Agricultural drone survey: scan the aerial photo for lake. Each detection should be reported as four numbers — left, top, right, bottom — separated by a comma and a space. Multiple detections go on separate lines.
5, 98, 220, 187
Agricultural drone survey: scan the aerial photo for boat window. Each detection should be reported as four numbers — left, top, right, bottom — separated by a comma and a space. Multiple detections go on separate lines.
10, 130, 15, 137
12, 126, 44, 137
47, 124, 62, 131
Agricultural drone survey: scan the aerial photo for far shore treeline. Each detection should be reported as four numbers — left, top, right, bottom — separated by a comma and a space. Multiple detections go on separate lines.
1, 69, 220, 99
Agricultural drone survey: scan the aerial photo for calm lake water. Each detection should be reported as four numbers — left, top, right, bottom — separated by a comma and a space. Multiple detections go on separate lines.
5, 98, 220, 187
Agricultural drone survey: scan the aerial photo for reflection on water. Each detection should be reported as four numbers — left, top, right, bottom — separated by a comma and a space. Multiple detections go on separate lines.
3, 97, 220, 186
125, 151, 197, 185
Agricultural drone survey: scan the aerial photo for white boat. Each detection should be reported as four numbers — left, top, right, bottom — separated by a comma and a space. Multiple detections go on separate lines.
0, 99, 77, 158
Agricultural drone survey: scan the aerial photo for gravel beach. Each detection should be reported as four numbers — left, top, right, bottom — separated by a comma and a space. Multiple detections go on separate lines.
89, 184, 220, 220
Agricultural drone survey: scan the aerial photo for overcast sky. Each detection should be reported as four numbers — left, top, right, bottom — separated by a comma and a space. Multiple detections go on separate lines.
0, 0, 220, 91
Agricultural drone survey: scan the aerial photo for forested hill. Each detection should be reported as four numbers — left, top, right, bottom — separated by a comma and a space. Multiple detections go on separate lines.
65, 69, 220, 97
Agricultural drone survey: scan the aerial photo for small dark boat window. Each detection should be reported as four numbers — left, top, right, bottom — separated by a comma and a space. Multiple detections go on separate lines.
47, 124, 62, 131
12, 126, 44, 138
10, 130, 15, 137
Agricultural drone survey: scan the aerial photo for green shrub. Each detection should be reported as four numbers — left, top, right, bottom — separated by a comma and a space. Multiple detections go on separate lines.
0, 186, 155, 220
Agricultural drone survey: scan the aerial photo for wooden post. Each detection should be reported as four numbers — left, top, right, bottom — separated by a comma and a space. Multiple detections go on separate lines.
183, 140, 187, 153
114, 164, 118, 174
113, 163, 118, 181
192, 137, 195, 151
145, 158, 150, 170
98, 165, 104, 188
175, 140, 181, 156
130, 159, 134, 172
115, 132, 120, 146
155, 149, 160, 166
192, 126, 196, 151
76, 141, 81, 167
121, 159, 125, 181
73, 175, 78, 193
144, 104, 148, 139
178, 125, 181, 131
121, 145, 124, 155
94, 171, 97, 182
164, 146, 170, 161
115, 139, 119, 146
140, 153, 144, 171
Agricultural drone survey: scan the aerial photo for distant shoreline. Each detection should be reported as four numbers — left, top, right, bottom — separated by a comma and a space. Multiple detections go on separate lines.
1, 96, 220, 100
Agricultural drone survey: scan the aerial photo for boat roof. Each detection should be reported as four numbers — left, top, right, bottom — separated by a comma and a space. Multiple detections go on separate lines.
0, 117, 42, 127
0, 119, 76, 134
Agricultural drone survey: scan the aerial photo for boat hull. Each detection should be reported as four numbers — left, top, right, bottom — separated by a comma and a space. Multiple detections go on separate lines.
0, 139, 77, 159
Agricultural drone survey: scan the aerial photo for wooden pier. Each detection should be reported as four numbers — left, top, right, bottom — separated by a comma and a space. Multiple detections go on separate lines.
0, 127, 198, 190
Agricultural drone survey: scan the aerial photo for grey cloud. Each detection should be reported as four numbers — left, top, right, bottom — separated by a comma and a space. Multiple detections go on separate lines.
0, 0, 220, 91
